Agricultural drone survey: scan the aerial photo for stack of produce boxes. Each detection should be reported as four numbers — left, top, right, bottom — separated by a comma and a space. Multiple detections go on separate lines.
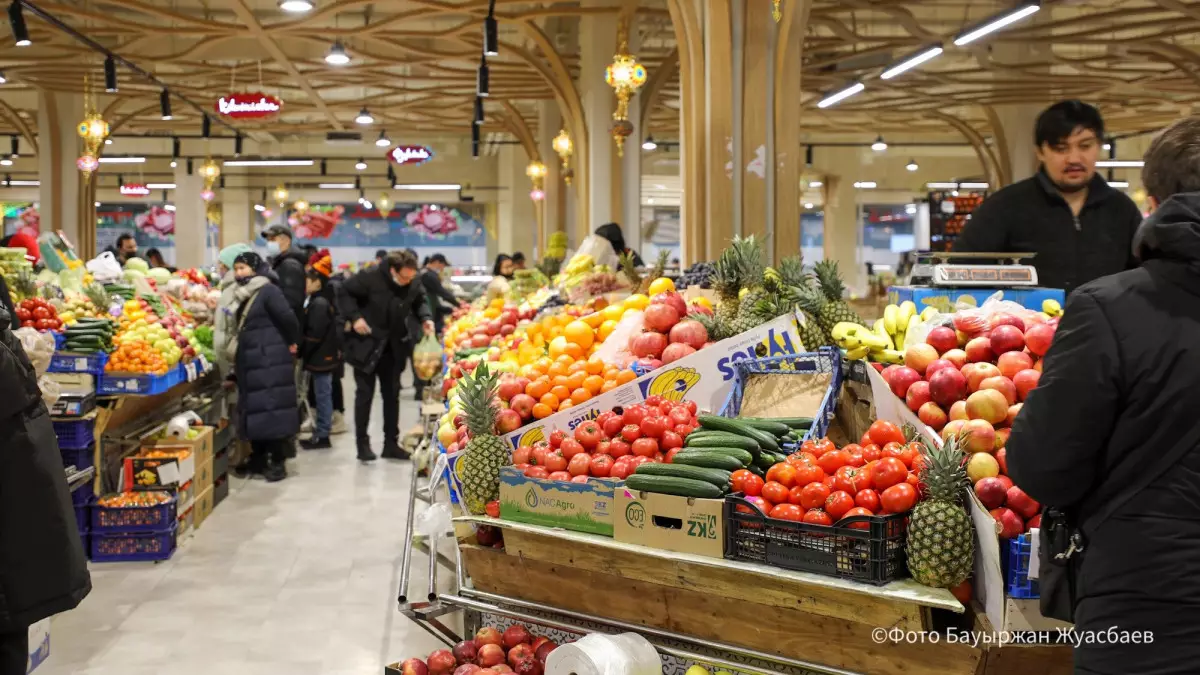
137, 425, 215, 533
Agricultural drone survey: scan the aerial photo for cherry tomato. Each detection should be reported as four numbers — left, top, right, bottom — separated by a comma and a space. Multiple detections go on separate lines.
608, 440, 632, 458
602, 416, 625, 439
872, 457, 909, 491
798, 482, 831, 510
621, 424, 642, 442
840, 506, 875, 530
524, 466, 550, 479
660, 430, 683, 450
867, 420, 906, 447
549, 429, 566, 448
574, 421, 603, 449
832, 466, 868, 494
816, 449, 850, 475
770, 503, 804, 521
881, 482, 918, 514
803, 508, 833, 526
568, 453, 592, 476
766, 463, 798, 488
761, 481, 790, 505
860, 444, 882, 462
855, 489, 881, 512
589, 454, 613, 477
631, 437, 659, 457
639, 416, 667, 439
559, 438, 586, 459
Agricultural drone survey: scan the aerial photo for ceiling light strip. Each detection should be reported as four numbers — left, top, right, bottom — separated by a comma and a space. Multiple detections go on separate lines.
953, 2, 1041, 46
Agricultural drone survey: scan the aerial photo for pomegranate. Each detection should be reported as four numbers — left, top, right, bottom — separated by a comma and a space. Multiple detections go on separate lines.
631, 331, 668, 359
661, 342, 697, 364
668, 319, 708, 349
651, 291, 688, 317
643, 303, 681, 333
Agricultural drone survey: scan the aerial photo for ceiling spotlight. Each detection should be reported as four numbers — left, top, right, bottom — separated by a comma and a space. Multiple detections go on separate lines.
278, 0, 314, 12
0, 70, 6, 84
642, 136, 658, 151
9, 1, 31, 47
104, 138, 113, 145
1102, 142, 1112, 151
906, 159, 919, 171
355, 107, 374, 125
853, 181, 878, 189
803, 202, 814, 209
325, 40, 350, 66
170, 160, 177, 168
201, 114, 211, 138
477, 57, 490, 97
483, 11, 498, 57
953, 2, 1041, 46
104, 56, 118, 92
355, 158, 367, 170
871, 135, 887, 152
0, 158, 10, 167
473, 97, 484, 126
160, 89, 172, 120
375, 130, 390, 147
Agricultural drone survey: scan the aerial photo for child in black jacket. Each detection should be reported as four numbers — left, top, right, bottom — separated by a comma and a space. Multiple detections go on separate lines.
299, 251, 344, 451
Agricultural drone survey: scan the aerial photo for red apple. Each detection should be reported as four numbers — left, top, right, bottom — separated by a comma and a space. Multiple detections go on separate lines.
442, 378, 457, 397
502, 625, 532, 649
1006, 486, 1041, 519
453, 641, 480, 666
979, 376, 1018, 406
880, 364, 902, 385
1006, 403, 1023, 427
962, 362, 1002, 392
991, 507, 1025, 539
941, 419, 966, 442
906, 380, 932, 412
994, 427, 1011, 451
949, 400, 969, 421
989, 313, 1026, 332
476, 628, 503, 648
965, 336, 995, 363
928, 367, 969, 408
1027, 513, 1042, 530
495, 409, 523, 434
888, 366, 922, 399
401, 659, 430, 675
996, 351, 1034, 379
974, 477, 1008, 509
990, 325, 1025, 355
904, 343, 940, 375
962, 419, 997, 454
1024, 322, 1056, 357
455, 666, 483, 675
918, 401, 948, 431
942, 348, 968, 369
509, 394, 536, 420
994, 473, 1013, 491
925, 358, 956, 380
926, 326, 959, 354
477, 644, 506, 668
1013, 369, 1040, 401
428, 650, 458, 675
507, 644, 535, 667
966, 389, 1009, 425
497, 377, 522, 402
534, 641, 557, 664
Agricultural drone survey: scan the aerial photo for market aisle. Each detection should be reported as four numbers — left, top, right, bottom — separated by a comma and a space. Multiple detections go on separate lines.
40, 380, 449, 675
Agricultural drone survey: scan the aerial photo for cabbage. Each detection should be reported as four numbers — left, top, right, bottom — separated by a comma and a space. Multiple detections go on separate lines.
124, 257, 150, 272
147, 268, 172, 285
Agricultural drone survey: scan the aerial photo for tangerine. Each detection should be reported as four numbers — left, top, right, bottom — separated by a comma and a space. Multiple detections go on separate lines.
549, 385, 570, 402
583, 375, 605, 394
571, 388, 591, 403
540, 392, 561, 409
532, 403, 553, 419
616, 369, 637, 384
526, 378, 551, 399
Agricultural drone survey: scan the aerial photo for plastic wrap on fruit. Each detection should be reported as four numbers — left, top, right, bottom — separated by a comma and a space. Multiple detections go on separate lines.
952, 291, 1042, 338
37, 375, 60, 408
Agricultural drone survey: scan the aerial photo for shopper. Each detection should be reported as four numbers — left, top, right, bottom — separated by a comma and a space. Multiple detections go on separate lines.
304, 253, 349, 437
1007, 115, 1200, 675
226, 251, 300, 482
299, 250, 341, 451
343, 250, 433, 460
260, 224, 308, 325
213, 243, 254, 372
953, 100, 1143, 295
145, 248, 175, 272
511, 251, 526, 270
421, 253, 460, 336
595, 222, 643, 266
487, 253, 513, 301
0, 306, 91, 674
105, 232, 138, 263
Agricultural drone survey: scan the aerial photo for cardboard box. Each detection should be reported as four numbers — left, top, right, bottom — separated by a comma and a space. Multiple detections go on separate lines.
193, 486, 214, 529
177, 505, 194, 536
503, 314, 805, 449
888, 285, 1065, 314
26, 618, 49, 674
46, 372, 95, 395
613, 487, 724, 558
143, 425, 215, 467
193, 456, 213, 496
498, 466, 617, 536
123, 451, 195, 490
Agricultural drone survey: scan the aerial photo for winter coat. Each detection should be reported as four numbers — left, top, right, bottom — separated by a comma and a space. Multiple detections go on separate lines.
301, 288, 341, 373
232, 276, 300, 441
341, 264, 431, 373
421, 267, 457, 334
270, 246, 309, 327
952, 169, 1143, 295
1007, 192, 1200, 674
0, 309, 90, 631
213, 270, 239, 373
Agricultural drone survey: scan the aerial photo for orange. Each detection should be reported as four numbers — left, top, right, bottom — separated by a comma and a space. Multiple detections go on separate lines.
549, 326, 563, 339
566, 371, 587, 391
581, 312, 604, 329
534, 357, 553, 373
571, 387, 591, 403
564, 320, 595, 349
526, 379, 550, 399
601, 380, 618, 393
550, 385, 570, 402
548, 336, 570, 359
556, 354, 575, 365
562, 342, 585, 361
559, 398, 574, 409
586, 356, 605, 375
547, 361, 568, 378
532, 403, 553, 419
583, 375, 605, 394
597, 319, 617, 342
540, 392, 561, 409
552, 375, 570, 389
617, 369, 637, 384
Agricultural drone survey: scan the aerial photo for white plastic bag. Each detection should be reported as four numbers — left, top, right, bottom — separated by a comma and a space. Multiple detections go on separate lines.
590, 310, 644, 368
15, 327, 54, 376
86, 251, 123, 283
37, 375, 60, 408
575, 234, 619, 270
949, 291, 1039, 337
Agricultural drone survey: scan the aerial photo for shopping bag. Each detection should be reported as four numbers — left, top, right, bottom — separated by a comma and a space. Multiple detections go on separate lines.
412, 333, 442, 381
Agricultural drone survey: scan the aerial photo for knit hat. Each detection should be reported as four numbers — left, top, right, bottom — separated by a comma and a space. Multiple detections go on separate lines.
219, 243, 253, 269
233, 250, 263, 271
307, 248, 333, 278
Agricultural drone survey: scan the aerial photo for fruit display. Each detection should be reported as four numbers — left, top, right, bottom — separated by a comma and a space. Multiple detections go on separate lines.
14, 296, 63, 332
0, 247, 34, 297
677, 260, 715, 289
96, 491, 172, 508
61, 318, 116, 353
393, 623, 557, 675
105, 340, 171, 376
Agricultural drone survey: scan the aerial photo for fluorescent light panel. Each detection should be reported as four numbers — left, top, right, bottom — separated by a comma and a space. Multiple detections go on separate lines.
223, 159, 314, 166
960, 182, 989, 189
854, 181, 877, 189
1108, 181, 1130, 188
880, 46, 943, 80
254, 204, 265, 212
146, 183, 176, 189
953, 3, 1040, 46
817, 83, 865, 109
809, 181, 823, 188
98, 156, 145, 164
393, 183, 462, 190
163, 204, 176, 211
318, 183, 355, 189
3, 180, 39, 186
1096, 160, 1143, 168
927, 182, 960, 189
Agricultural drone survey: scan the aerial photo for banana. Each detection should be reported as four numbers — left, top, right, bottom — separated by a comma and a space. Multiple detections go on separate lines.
883, 304, 899, 335
831, 321, 857, 342
871, 348, 905, 364
921, 306, 939, 321
833, 322, 889, 350
899, 301, 917, 329
1042, 299, 1062, 317
845, 345, 870, 361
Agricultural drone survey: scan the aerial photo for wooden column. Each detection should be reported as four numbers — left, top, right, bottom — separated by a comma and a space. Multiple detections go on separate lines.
772, 0, 810, 262
740, 0, 771, 244
704, 0, 736, 261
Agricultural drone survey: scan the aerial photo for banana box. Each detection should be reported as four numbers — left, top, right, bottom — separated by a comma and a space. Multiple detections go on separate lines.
888, 286, 1065, 314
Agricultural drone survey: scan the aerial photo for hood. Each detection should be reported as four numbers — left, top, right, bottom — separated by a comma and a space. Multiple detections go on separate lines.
273, 247, 310, 268
1133, 192, 1200, 263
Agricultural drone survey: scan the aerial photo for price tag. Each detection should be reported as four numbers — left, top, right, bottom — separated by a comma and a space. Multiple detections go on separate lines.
75, 357, 88, 370
199, 354, 211, 371
1028, 528, 1040, 579
185, 363, 197, 382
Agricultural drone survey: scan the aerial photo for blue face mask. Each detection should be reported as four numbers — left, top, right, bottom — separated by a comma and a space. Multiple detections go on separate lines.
266, 240, 281, 256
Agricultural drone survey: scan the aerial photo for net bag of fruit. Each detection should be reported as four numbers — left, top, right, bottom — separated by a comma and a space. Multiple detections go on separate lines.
413, 333, 442, 381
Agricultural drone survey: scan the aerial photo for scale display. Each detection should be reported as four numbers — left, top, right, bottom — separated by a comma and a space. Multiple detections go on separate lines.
910, 252, 1039, 287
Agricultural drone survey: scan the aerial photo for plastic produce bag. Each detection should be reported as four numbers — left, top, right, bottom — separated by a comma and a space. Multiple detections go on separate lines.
86, 251, 123, 283
949, 291, 1039, 338
15, 327, 54, 376
412, 334, 442, 381
37, 375, 60, 408
590, 309, 644, 369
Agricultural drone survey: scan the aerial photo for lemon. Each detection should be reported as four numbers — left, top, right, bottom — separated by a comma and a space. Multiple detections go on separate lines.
625, 293, 650, 310
648, 277, 675, 295
692, 296, 713, 310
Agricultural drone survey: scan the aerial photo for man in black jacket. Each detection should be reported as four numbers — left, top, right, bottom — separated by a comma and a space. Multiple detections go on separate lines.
343, 250, 433, 460
1007, 116, 1200, 675
0, 307, 91, 671
421, 254, 461, 337
953, 101, 1143, 295
261, 224, 309, 326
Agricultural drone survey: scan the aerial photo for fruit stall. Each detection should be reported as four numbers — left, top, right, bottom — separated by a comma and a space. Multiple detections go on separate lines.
392, 239, 1076, 675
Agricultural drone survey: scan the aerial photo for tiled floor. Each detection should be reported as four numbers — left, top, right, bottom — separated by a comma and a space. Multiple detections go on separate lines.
41, 379, 454, 675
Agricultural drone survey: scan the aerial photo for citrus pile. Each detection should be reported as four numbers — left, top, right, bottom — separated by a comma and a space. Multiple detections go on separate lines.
105, 340, 170, 376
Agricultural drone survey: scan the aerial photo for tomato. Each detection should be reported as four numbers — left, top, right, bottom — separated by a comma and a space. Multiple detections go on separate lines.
840, 506, 875, 530
766, 463, 798, 488
844, 450, 865, 468
14, 307, 29, 322
549, 429, 566, 448
485, 501, 500, 518
883, 442, 915, 468
761, 481, 790, 505
803, 508, 833, 526
823, 474, 836, 489
568, 452, 592, 476
513, 446, 532, 465
543, 450, 568, 472
594, 440, 611, 456
860, 432, 874, 447
741, 473, 764, 497
731, 469, 755, 493
609, 457, 635, 480
685, 400, 698, 415
668, 407, 692, 426
531, 446, 549, 466
664, 447, 683, 464
793, 462, 824, 487
608, 440, 632, 458
860, 444, 882, 462
674, 423, 693, 437
574, 421, 603, 449
800, 439, 817, 455
906, 472, 920, 488
20, 320, 33, 329
842, 443, 862, 455
880, 482, 918, 514
524, 466, 550, 479
855, 489, 881, 512
816, 449, 850, 475
571, 475, 590, 483
872, 457, 909, 491
36, 318, 54, 331
798, 482, 831, 510
811, 438, 836, 457
824, 491, 855, 520
770, 503, 804, 521
559, 438, 586, 459
595, 410, 615, 427
909, 446, 929, 473
628, 455, 651, 469
589, 454, 613, 477
32, 306, 51, 321
868, 420, 906, 447
659, 401, 675, 416
602, 416, 625, 439
549, 470, 572, 481
660, 430, 683, 450
622, 405, 648, 426
621, 424, 642, 442
631, 437, 659, 457
832, 466, 868, 494
645, 395, 664, 407
639, 416, 667, 439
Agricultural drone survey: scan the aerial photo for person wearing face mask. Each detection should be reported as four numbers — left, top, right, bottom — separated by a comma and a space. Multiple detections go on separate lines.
953, 100, 1143, 295
342, 250, 434, 461
260, 224, 309, 326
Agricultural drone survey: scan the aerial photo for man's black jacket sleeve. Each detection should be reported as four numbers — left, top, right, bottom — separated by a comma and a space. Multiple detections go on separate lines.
276, 258, 307, 322
422, 270, 458, 306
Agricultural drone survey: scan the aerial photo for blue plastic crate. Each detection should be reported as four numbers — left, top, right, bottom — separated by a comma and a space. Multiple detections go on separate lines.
90, 526, 177, 563
72, 481, 95, 506
53, 418, 95, 450
53, 331, 66, 350
92, 496, 177, 533
97, 368, 181, 396
61, 445, 94, 471
718, 347, 843, 443
1004, 533, 1039, 599
49, 350, 109, 375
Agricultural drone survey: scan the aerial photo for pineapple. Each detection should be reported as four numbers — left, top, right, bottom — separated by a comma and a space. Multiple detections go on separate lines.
638, 250, 670, 294
906, 437, 975, 589
794, 284, 833, 349
84, 282, 110, 310
455, 362, 510, 515
11, 267, 35, 302
813, 260, 866, 335
619, 251, 642, 290
727, 237, 767, 335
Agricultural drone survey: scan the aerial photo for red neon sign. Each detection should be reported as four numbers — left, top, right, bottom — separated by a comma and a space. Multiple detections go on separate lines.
215, 92, 283, 119
387, 145, 434, 166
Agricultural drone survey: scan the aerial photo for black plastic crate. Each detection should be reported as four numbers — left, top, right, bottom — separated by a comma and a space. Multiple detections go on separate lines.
723, 494, 909, 585
213, 475, 229, 507
213, 447, 229, 480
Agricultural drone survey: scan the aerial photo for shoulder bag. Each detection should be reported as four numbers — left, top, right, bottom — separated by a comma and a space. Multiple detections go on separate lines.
224, 292, 259, 364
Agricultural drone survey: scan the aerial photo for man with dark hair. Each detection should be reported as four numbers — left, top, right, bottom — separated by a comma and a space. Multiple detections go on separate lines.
106, 232, 138, 263
953, 100, 1143, 294
260, 224, 309, 326
511, 251, 526, 270
1007, 116, 1200, 675
342, 250, 433, 460
375, 249, 388, 265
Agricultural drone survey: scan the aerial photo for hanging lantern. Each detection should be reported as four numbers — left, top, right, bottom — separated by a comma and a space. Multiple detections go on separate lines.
526, 161, 547, 202
605, 26, 648, 158
377, 193, 393, 213
76, 111, 109, 177
293, 199, 310, 212
552, 129, 573, 184
273, 184, 289, 205
200, 189, 216, 202
529, 188, 545, 201
76, 155, 100, 174
198, 157, 221, 199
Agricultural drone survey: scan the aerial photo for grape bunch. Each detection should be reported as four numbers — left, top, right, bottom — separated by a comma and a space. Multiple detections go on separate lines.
677, 261, 715, 289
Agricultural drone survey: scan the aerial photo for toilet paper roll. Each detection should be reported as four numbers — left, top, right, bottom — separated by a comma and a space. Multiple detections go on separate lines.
544, 632, 663, 675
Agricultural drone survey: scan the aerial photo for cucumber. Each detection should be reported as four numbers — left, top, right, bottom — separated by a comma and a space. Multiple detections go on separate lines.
685, 433, 760, 453
735, 418, 792, 437
750, 416, 814, 429
634, 462, 731, 487
747, 464, 765, 478
754, 453, 777, 471
623, 474, 724, 499
66, 328, 112, 338
680, 446, 752, 466
696, 415, 780, 452
671, 450, 747, 471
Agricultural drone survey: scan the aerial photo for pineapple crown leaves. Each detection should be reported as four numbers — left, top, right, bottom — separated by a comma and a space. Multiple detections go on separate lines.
652, 249, 670, 279
687, 311, 730, 342
461, 362, 500, 436
918, 435, 969, 504
814, 259, 847, 301
619, 251, 642, 287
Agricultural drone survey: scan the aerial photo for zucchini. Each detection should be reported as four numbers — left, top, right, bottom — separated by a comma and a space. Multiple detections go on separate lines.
634, 462, 731, 487
66, 328, 112, 338
685, 433, 760, 453
735, 418, 792, 437
623, 474, 724, 499
671, 450, 747, 471
696, 415, 780, 452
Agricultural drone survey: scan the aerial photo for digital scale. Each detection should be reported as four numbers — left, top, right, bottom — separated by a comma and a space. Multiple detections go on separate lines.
909, 252, 1039, 287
